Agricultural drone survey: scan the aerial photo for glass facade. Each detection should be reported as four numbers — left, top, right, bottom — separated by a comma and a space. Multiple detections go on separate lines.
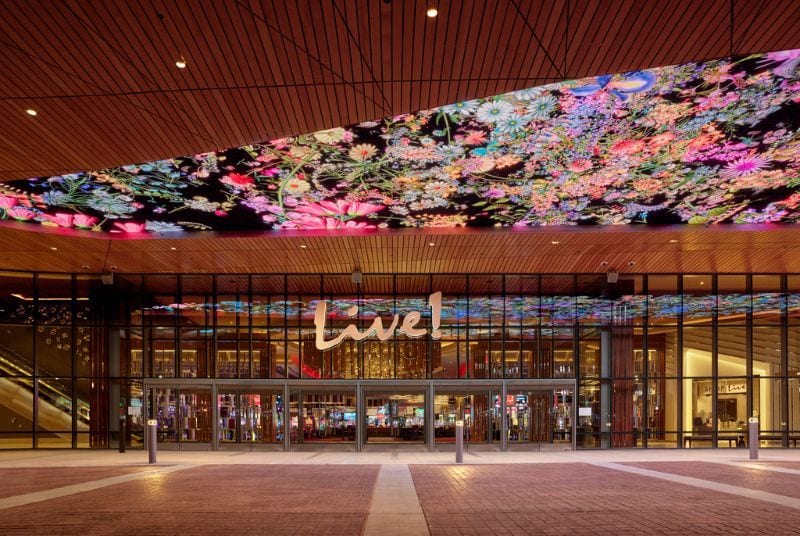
0, 271, 798, 450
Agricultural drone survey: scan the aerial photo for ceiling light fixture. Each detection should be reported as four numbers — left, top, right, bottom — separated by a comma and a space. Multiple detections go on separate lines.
175, 58, 187, 69
426, 7, 438, 17
49, 246, 58, 251
170, 246, 177, 251
429, 242, 435, 246
551, 240, 560, 245
627, 261, 636, 267
300, 244, 307, 249
25, 108, 37, 116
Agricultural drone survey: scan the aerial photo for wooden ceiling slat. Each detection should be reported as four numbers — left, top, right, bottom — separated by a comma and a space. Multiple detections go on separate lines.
0, 0, 798, 178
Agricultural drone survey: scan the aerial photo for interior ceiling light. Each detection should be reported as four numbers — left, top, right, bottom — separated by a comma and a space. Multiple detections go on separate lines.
49, 246, 57, 251
429, 242, 435, 246
669, 239, 679, 243
175, 58, 187, 69
25, 108, 37, 116
551, 240, 560, 245
170, 246, 177, 251
300, 244, 307, 249
426, 7, 438, 17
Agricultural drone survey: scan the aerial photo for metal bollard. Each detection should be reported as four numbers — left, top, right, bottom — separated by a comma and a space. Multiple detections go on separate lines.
118, 416, 126, 453
147, 419, 158, 464
749, 417, 759, 460
455, 420, 464, 464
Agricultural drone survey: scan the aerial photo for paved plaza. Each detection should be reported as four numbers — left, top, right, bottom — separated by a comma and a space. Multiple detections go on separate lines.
1, 449, 800, 535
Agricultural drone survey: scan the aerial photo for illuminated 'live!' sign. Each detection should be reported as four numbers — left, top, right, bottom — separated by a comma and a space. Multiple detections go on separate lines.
314, 292, 442, 350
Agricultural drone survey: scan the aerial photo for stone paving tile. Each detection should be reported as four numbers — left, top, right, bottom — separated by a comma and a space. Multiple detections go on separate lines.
757, 461, 800, 471
0, 466, 150, 499
0, 464, 379, 535
410, 463, 800, 535
624, 461, 800, 499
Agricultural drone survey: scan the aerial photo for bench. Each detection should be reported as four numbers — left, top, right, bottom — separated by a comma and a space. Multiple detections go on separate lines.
684, 434, 800, 448
683, 434, 741, 448
756, 435, 800, 447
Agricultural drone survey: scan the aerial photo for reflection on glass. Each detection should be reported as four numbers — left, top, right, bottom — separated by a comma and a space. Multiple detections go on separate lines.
433, 394, 488, 443
506, 389, 572, 446
218, 392, 282, 443
365, 394, 424, 443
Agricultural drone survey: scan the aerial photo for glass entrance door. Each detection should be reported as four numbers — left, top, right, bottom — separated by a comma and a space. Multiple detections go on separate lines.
289, 392, 356, 444
434, 393, 489, 444
217, 391, 283, 444
365, 393, 425, 443
152, 387, 212, 444
506, 388, 573, 446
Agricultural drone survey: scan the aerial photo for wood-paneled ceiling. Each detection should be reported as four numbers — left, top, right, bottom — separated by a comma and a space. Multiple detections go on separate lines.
1, 1, 799, 276
1, 0, 799, 180
2, 225, 800, 275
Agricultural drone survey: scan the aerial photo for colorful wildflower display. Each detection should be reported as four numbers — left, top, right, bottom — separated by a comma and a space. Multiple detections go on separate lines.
1, 49, 799, 233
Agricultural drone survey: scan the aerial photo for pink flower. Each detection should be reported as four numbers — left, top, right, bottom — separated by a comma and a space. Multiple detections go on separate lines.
609, 139, 645, 155
7, 207, 35, 221
281, 214, 374, 230
648, 132, 675, 148
113, 222, 145, 233
73, 214, 98, 229
0, 195, 18, 210
261, 167, 280, 177
566, 159, 592, 172
294, 200, 383, 218
220, 173, 255, 189
484, 188, 506, 198
722, 155, 769, 179
42, 213, 74, 227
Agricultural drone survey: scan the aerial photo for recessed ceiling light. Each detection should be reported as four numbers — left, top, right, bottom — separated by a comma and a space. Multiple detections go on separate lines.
25, 108, 37, 116
175, 59, 187, 69
551, 240, 560, 245
300, 244, 307, 249
699, 281, 705, 285
429, 242, 435, 246
170, 247, 177, 251
426, 7, 438, 17
110, 266, 118, 270
600, 261, 609, 266
81, 265, 90, 270
627, 261, 636, 267
49, 246, 57, 251
669, 239, 678, 243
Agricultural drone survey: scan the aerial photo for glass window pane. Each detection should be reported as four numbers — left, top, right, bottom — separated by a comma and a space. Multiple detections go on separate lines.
37, 378, 72, 448
683, 327, 712, 376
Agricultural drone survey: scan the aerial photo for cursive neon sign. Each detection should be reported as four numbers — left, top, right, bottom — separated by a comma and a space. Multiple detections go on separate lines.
314, 292, 442, 350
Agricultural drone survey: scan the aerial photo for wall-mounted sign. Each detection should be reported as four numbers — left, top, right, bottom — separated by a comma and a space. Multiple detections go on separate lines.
314, 292, 442, 350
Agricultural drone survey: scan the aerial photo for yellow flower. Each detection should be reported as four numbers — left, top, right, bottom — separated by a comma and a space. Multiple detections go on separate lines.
313, 127, 346, 144
349, 144, 377, 161
285, 178, 311, 194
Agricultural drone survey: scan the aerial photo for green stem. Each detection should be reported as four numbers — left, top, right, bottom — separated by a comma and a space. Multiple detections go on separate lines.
277, 155, 316, 211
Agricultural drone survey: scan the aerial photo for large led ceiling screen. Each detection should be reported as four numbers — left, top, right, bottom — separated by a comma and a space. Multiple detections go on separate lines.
2, 49, 799, 233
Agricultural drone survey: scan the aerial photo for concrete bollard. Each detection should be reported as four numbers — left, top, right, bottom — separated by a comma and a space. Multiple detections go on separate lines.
749, 417, 759, 460
147, 419, 158, 464
455, 420, 464, 464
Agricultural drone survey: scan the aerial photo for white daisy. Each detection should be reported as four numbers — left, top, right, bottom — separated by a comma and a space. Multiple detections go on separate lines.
495, 113, 531, 135
475, 100, 515, 124
440, 99, 480, 116
527, 95, 559, 120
